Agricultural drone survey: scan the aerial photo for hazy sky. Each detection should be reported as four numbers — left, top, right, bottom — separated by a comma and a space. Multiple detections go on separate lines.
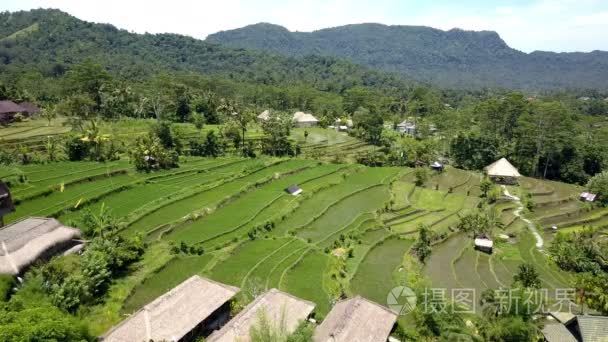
2, 0, 608, 53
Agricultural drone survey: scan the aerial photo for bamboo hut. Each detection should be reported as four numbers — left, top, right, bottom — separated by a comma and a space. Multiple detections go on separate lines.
207, 288, 315, 342
102, 275, 239, 342
0, 217, 80, 275
314, 296, 397, 342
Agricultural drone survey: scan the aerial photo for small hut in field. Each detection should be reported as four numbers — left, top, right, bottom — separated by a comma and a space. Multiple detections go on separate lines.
292, 112, 319, 128
0, 101, 24, 124
102, 275, 239, 342
0, 217, 81, 275
314, 296, 397, 342
207, 288, 315, 342
257, 109, 271, 122
484, 158, 521, 185
474, 236, 494, 254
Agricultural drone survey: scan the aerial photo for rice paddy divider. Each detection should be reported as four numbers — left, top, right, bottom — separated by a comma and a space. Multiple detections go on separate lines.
153, 163, 314, 240
239, 238, 296, 289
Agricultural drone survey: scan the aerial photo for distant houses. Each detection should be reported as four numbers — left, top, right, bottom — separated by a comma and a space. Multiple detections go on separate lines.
313, 296, 398, 342
207, 288, 315, 342
257, 110, 319, 128
485, 158, 521, 185
0, 100, 40, 124
396, 120, 416, 135
102, 276, 239, 342
0, 217, 81, 275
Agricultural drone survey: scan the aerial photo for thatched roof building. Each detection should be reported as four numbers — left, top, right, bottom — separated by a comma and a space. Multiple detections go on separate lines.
542, 322, 577, 342
292, 112, 318, 127
258, 109, 271, 121
207, 288, 315, 342
286, 185, 303, 196
0, 101, 24, 123
0, 217, 80, 275
314, 296, 397, 342
17, 102, 41, 116
102, 275, 239, 342
485, 158, 521, 184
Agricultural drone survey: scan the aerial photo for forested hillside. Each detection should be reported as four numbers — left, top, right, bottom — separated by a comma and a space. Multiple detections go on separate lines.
0, 9, 408, 93
207, 23, 608, 90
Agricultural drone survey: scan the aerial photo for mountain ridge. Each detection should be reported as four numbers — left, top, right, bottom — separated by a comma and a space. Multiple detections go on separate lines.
207, 22, 608, 90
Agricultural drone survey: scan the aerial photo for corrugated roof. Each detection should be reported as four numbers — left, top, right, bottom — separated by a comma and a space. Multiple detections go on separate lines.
207, 288, 315, 342
542, 323, 577, 342
0, 101, 24, 114
485, 158, 521, 178
102, 276, 239, 342
314, 296, 397, 342
0, 217, 80, 275
577, 315, 608, 342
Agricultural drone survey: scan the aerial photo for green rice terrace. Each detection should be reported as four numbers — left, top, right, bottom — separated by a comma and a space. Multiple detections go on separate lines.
2, 146, 605, 334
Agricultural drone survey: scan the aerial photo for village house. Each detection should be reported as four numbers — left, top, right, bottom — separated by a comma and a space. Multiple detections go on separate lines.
292, 111, 319, 127
102, 275, 239, 342
257, 109, 271, 122
396, 120, 416, 135
579, 192, 597, 202
0, 217, 81, 275
485, 158, 521, 185
314, 296, 398, 342
207, 288, 315, 342
542, 313, 608, 342
17, 102, 41, 117
0, 100, 25, 124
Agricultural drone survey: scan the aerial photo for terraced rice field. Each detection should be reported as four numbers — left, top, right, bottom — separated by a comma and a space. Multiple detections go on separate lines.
4, 155, 603, 328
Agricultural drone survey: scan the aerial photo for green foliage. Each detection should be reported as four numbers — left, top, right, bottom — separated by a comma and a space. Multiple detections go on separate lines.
41, 234, 145, 312
0, 304, 91, 341
0, 275, 15, 302
414, 167, 428, 187
412, 223, 433, 263
512, 263, 541, 289
587, 171, 608, 205
130, 133, 179, 171
207, 22, 608, 90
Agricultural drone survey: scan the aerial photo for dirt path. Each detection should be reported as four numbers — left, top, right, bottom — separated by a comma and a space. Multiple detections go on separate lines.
501, 185, 544, 250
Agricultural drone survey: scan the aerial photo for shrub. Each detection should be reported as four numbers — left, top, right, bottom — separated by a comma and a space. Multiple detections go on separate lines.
587, 171, 608, 205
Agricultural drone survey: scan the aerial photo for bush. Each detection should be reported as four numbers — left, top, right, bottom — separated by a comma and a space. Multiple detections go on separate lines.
130, 134, 178, 171
587, 171, 608, 205
65, 135, 89, 161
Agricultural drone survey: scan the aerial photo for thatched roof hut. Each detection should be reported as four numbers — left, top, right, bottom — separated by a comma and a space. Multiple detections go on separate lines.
258, 110, 271, 121
0, 101, 23, 114
207, 288, 315, 342
0, 217, 80, 275
314, 296, 397, 342
292, 112, 319, 127
17, 102, 41, 116
102, 275, 239, 342
485, 158, 521, 184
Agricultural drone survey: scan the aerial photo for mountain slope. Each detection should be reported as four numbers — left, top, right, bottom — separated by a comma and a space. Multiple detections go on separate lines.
0, 9, 408, 93
207, 23, 608, 90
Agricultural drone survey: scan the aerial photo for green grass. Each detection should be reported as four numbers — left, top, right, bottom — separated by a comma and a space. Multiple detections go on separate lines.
210, 238, 293, 286
244, 239, 308, 290
122, 159, 309, 236
350, 237, 413, 305
297, 185, 390, 243
282, 250, 331, 315
58, 159, 253, 224
121, 254, 213, 314
166, 163, 336, 245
